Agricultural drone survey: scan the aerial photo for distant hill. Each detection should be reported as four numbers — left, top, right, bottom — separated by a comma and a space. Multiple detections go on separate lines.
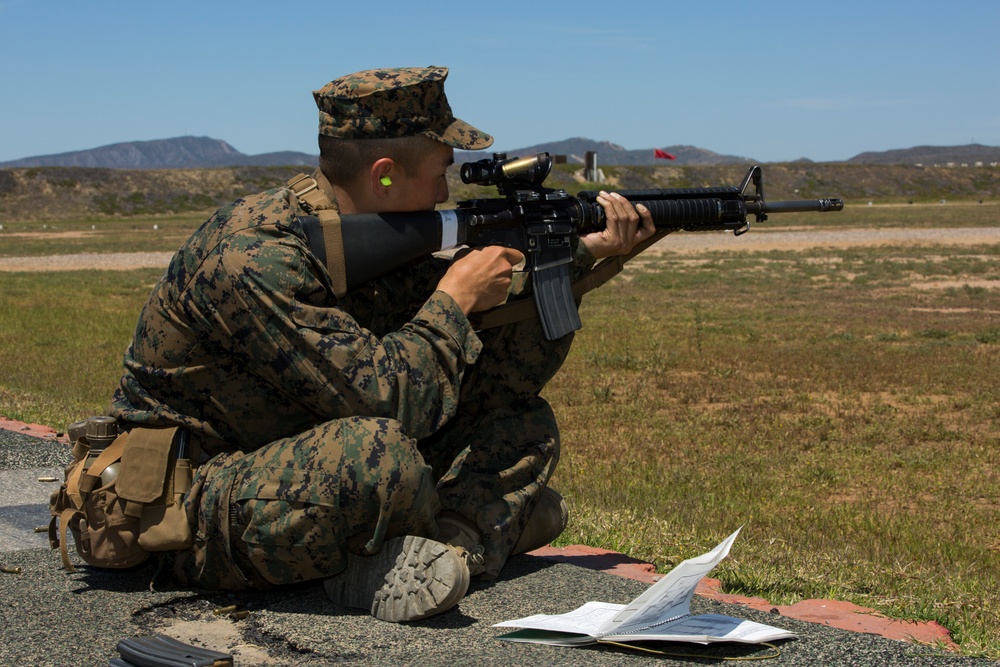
457, 137, 754, 166
1, 136, 754, 170
3, 135, 999, 171
0, 136, 318, 169
847, 143, 1000, 166
3, 162, 999, 224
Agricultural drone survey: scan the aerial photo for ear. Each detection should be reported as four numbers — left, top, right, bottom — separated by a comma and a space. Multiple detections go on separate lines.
371, 158, 395, 198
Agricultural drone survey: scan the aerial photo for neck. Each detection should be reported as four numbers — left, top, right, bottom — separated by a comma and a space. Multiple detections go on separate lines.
330, 184, 361, 214
328, 173, 379, 214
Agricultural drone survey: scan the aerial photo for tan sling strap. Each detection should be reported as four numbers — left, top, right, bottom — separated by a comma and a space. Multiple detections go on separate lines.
318, 212, 348, 297
74, 432, 128, 496
287, 171, 349, 297
473, 229, 672, 331
287, 171, 337, 214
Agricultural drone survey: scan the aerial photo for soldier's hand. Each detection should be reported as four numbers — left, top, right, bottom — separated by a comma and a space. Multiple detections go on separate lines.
580, 191, 657, 259
437, 246, 525, 314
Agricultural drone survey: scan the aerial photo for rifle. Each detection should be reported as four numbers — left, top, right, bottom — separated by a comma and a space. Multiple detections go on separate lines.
296, 153, 844, 340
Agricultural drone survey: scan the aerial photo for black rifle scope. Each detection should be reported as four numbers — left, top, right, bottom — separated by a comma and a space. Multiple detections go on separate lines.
460, 152, 552, 188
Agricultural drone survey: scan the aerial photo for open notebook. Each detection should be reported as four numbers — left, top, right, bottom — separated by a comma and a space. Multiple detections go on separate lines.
495, 528, 796, 647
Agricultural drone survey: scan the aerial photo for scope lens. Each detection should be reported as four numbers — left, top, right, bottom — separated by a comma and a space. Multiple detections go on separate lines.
460, 162, 485, 184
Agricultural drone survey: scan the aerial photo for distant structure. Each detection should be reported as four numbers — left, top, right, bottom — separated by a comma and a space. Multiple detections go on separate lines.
583, 151, 605, 183
921, 161, 999, 168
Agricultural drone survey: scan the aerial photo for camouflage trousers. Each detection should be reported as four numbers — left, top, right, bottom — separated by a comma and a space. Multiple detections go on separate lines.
168, 262, 575, 590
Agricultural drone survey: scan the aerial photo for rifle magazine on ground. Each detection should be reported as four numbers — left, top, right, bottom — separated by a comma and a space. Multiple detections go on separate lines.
114, 635, 233, 667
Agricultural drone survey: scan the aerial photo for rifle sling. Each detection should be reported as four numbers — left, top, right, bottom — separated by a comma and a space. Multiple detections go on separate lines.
287, 172, 348, 297
318, 212, 348, 297
287, 171, 337, 215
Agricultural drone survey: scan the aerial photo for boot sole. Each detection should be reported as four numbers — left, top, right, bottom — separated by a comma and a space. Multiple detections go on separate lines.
324, 535, 470, 623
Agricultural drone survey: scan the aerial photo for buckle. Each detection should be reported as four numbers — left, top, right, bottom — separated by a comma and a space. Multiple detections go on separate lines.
288, 174, 318, 198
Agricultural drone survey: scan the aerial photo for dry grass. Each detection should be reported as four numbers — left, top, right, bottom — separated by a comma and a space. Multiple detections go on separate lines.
546, 235, 1000, 657
0, 270, 162, 427
0, 214, 201, 257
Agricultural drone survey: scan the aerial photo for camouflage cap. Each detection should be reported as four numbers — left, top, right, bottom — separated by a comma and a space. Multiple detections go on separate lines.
313, 66, 493, 150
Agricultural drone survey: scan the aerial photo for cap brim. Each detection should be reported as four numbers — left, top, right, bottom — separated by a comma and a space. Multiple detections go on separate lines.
426, 117, 493, 150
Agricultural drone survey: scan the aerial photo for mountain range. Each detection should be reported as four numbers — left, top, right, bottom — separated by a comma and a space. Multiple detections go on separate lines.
1, 136, 999, 170
0, 136, 317, 170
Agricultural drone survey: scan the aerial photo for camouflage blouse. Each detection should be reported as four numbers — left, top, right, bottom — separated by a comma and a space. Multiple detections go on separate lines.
109, 187, 482, 457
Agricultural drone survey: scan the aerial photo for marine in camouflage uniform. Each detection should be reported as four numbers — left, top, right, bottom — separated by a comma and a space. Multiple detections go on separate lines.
110, 67, 655, 606
111, 67, 561, 590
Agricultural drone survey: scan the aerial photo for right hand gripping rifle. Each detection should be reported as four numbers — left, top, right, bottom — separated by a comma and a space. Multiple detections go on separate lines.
297, 153, 844, 340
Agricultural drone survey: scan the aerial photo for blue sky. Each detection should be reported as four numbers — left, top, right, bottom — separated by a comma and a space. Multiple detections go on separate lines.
1, 0, 997, 163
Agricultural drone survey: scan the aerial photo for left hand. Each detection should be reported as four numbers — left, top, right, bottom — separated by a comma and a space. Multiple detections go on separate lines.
580, 191, 658, 260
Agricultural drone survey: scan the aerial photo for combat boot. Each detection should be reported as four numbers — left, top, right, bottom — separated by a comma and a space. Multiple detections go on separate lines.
435, 512, 487, 577
324, 535, 470, 623
512, 487, 569, 555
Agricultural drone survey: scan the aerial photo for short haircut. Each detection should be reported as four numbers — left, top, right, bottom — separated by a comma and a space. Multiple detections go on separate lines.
318, 134, 439, 187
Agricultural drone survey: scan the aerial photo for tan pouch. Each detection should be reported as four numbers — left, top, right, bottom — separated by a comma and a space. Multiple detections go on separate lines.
49, 432, 150, 570
49, 424, 195, 571
116, 426, 194, 552
138, 458, 193, 551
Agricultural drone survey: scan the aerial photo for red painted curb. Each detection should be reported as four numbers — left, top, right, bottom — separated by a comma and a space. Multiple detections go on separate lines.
0, 417, 68, 443
529, 544, 958, 651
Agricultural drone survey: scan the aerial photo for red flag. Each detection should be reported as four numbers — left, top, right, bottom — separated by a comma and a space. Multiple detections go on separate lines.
654, 148, 677, 160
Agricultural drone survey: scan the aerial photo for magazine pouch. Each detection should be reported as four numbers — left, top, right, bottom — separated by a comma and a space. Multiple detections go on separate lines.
48, 423, 194, 572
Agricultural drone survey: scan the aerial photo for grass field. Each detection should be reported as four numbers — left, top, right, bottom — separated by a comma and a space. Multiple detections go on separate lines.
0, 213, 198, 257
0, 202, 998, 657
550, 235, 999, 657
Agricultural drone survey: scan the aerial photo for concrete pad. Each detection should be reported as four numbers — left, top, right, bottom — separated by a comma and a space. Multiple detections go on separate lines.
2, 546, 986, 667
0, 501, 55, 551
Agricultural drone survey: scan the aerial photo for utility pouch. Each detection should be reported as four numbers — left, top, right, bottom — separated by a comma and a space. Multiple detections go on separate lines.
119, 427, 194, 552
48, 418, 196, 572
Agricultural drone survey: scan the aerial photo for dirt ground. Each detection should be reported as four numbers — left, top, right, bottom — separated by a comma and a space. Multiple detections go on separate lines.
1, 226, 999, 272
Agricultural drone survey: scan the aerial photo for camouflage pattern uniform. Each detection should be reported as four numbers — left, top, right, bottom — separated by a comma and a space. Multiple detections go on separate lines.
109, 67, 595, 590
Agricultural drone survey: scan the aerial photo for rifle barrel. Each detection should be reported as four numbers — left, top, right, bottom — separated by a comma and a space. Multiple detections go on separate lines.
750, 198, 845, 214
